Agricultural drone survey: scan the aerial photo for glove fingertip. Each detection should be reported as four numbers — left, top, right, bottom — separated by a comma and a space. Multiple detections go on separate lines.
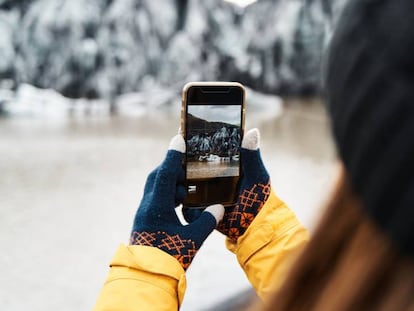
204, 204, 225, 226
242, 128, 260, 150
169, 134, 185, 153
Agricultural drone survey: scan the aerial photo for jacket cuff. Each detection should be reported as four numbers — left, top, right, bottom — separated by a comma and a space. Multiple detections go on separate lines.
110, 244, 187, 305
226, 189, 307, 265
225, 190, 309, 299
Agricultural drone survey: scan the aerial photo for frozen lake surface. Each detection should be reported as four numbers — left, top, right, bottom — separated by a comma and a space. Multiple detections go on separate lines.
0, 98, 337, 310
187, 160, 239, 179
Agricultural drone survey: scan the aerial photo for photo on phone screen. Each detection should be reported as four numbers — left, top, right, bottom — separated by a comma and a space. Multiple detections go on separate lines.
186, 104, 241, 180
182, 82, 245, 208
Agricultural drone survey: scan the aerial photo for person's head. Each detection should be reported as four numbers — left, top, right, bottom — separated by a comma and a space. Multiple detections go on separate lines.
265, 0, 414, 309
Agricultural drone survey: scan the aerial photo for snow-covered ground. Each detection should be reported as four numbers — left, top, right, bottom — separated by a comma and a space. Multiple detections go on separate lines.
0, 93, 337, 310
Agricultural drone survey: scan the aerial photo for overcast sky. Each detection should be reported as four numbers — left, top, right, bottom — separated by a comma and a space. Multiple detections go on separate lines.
188, 105, 241, 126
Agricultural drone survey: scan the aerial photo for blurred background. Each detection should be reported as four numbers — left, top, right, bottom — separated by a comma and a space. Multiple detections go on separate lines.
0, 0, 347, 310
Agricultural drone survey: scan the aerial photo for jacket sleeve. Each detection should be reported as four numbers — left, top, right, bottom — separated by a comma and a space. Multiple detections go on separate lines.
93, 245, 186, 311
226, 190, 309, 301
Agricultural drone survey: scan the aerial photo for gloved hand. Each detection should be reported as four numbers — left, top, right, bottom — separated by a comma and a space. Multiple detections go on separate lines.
217, 128, 271, 241
130, 135, 224, 270
183, 128, 271, 242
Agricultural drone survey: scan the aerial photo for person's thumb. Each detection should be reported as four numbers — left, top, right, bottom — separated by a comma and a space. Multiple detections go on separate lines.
187, 204, 225, 244
182, 207, 203, 223
204, 204, 225, 225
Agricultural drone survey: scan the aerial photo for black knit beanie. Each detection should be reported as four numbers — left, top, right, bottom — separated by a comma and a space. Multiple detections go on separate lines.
325, 0, 414, 257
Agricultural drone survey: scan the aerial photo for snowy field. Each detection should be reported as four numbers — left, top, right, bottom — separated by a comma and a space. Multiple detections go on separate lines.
0, 92, 338, 310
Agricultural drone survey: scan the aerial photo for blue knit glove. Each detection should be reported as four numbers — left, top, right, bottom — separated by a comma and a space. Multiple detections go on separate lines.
217, 128, 271, 241
130, 135, 224, 270
183, 128, 271, 242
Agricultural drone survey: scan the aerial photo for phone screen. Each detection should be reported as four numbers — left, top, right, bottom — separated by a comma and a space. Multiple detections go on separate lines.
183, 83, 245, 208
186, 105, 241, 179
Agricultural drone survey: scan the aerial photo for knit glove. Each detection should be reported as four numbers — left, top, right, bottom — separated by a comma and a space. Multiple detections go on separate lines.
183, 128, 271, 242
130, 135, 224, 270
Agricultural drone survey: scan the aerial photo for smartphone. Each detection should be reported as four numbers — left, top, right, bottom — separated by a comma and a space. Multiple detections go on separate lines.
181, 82, 246, 209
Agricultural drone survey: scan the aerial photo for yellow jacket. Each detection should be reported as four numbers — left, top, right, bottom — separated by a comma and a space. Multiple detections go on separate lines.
94, 190, 309, 310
